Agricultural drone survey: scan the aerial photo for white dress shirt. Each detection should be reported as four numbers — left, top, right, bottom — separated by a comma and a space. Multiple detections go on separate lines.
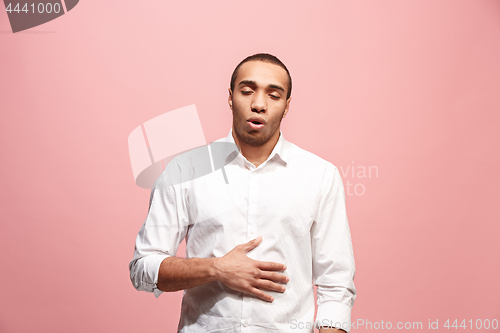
129, 129, 356, 333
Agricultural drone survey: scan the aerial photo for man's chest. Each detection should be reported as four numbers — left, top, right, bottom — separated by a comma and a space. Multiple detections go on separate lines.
183, 163, 323, 256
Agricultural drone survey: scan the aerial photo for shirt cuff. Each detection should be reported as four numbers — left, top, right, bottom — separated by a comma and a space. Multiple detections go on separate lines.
153, 286, 164, 298
315, 301, 352, 333
149, 253, 170, 298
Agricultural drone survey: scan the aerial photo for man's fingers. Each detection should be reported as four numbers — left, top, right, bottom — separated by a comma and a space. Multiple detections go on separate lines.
257, 260, 287, 271
254, 278, 286, 293
242, 235, 262, 252
259, 270, 289, 284
249, 287, 274, 302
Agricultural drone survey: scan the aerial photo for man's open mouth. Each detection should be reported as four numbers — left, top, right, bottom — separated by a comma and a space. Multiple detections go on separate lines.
247, 116, 266, 125
247, 118, 265, 130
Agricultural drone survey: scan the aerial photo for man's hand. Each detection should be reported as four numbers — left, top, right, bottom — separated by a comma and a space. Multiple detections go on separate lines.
214, 236, 289, 302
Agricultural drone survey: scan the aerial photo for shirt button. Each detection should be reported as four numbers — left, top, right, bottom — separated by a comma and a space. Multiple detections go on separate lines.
242, 320, 249, 327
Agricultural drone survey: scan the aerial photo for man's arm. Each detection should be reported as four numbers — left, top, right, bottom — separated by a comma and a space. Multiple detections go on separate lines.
157, 236, 289, 302
312, 164, 356, 333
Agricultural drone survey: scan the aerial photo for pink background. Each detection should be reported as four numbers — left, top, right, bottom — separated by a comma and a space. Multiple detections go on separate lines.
1, 0, 499, 332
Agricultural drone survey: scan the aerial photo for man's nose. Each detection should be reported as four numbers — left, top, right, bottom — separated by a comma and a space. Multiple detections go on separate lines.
251, 91, 267, 113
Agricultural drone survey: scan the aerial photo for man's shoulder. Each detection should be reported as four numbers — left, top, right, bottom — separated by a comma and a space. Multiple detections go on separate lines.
283, 138, 339, 171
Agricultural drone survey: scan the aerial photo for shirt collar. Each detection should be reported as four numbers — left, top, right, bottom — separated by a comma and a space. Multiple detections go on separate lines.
224, 128, 288, 167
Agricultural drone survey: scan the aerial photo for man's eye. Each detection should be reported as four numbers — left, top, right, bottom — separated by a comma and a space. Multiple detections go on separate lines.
270, 95, 280, 99
241, 91, 252, 95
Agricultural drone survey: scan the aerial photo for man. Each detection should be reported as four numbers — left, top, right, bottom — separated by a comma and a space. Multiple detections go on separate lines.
129, 53, 356, 333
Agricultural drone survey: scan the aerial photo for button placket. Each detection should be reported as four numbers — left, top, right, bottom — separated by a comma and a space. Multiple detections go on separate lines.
248, 171, 257, 241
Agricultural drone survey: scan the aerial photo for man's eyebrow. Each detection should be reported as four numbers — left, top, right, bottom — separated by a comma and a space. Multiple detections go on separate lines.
268, 84, 285, 93
238, 80, 285, 93
238, 80, 257, 87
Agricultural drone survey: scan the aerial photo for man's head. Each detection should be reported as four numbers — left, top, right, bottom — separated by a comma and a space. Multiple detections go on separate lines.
230, 53, 292, 100
229, 53, 292, 147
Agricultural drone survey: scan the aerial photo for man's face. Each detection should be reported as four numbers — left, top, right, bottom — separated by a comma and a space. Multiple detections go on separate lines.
229, 60, 291, 147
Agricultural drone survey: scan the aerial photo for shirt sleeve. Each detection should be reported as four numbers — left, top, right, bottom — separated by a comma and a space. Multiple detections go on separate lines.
128, 160, 190, 298
311, 164, 356, 332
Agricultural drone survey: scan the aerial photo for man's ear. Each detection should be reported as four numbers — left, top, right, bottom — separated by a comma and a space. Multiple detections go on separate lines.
283, 96, 292, 118
228, 88, 233, 110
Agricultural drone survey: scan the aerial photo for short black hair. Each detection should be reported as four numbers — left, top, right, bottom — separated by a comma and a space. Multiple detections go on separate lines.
230, 53, 292, 100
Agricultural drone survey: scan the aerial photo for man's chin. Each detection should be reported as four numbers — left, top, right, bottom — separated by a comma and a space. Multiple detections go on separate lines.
241, 132, 269, 147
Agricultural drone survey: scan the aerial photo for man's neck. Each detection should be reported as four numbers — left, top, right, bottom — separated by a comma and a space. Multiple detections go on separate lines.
231, 128, 280, 167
